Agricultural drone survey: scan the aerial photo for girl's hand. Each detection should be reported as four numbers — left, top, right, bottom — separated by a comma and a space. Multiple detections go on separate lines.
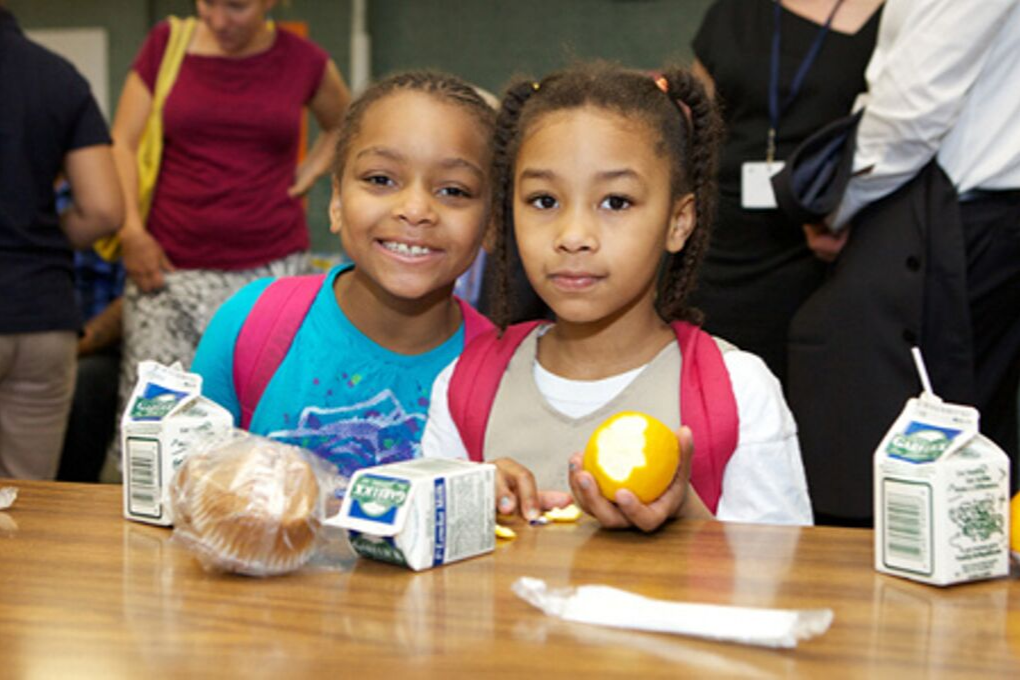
122, 228, 174, 292
568, 426, 707, 531
493, 457, 572, 521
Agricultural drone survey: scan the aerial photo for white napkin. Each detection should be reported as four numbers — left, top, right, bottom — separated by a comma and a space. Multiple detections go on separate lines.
512, 576, 832, 649
0, 486, 16, 510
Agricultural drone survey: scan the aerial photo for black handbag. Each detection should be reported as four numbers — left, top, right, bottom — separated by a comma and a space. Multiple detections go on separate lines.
771, 111, 863, 224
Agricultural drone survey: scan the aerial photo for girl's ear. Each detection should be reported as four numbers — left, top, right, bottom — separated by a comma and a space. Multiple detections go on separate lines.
666, 193, 696, 254
328, 178, 343, 234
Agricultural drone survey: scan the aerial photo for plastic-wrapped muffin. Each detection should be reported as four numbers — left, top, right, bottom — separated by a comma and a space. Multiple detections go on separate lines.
170, 433, 325, 576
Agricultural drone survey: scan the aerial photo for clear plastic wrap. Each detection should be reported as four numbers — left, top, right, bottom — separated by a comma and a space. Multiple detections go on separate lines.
169, 431, 341, 577
512, 577, 833, 648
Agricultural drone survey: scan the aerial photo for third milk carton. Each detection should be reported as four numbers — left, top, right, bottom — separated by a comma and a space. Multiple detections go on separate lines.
336, 458, 495, 570
874, 393, 1010, 586
121, 361, 233, 526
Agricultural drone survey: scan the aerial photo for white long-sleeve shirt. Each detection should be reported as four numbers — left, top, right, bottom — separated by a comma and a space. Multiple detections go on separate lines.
832, 0, 1020, 227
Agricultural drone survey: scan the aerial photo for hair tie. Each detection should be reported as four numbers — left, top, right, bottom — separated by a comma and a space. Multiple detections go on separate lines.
676, 99, 693, 127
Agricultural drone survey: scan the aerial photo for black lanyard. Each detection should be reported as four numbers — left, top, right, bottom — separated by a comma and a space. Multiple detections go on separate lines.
767, 0, 846, 162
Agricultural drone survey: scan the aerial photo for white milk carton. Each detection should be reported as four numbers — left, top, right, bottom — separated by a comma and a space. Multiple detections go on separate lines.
121, 361, 233, 526
336, 458, 495, 571
874, 393, 1010, 586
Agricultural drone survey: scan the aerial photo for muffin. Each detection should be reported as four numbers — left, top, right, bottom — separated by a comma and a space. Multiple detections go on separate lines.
171, 436, 322, 576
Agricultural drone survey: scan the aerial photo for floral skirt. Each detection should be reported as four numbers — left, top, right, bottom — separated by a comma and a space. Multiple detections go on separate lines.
106, 252, 311, 474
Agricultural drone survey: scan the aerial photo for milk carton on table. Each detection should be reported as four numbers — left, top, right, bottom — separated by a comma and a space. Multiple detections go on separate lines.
874, 393, 1010, 586
121, 361, 232, 526
336, 458, 495, 571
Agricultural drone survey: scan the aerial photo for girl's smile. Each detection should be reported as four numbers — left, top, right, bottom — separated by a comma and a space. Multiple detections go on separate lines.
377, 238, 441, 260
331, 90, 491, 307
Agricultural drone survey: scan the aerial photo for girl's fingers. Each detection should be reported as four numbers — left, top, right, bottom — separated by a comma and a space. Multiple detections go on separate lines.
495, 468, 517, 517
615, 474, 685, 533
538, 490, 573, 511
493, 458, 539, 520
569, 466, 630, 529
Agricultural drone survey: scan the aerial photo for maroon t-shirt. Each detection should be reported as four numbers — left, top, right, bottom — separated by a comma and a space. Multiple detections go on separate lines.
133, 22, 327, 270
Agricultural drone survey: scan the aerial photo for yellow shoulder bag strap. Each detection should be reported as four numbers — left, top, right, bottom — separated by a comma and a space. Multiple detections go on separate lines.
94, 15, 197, 261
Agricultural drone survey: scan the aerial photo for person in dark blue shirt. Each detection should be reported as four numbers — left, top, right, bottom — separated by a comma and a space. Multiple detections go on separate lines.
0, 5, 123, 479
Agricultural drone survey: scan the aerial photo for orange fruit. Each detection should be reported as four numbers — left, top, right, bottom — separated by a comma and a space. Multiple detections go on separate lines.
583, 411, 680, 504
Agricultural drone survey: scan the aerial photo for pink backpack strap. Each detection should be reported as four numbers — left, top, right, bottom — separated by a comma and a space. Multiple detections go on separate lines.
454, 296, 495, 344
234, 274, 325, 430
673, 321, 740, 514
448, 321, 542, 462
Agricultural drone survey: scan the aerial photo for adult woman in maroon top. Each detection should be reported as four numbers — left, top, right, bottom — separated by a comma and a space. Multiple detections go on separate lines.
108, 0, 349, 470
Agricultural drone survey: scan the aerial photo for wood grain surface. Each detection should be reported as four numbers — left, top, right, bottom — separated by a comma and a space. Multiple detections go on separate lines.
0, 480, 1017, 678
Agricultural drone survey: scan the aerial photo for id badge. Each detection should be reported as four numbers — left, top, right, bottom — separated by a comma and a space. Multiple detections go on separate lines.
741, 161, 785, 209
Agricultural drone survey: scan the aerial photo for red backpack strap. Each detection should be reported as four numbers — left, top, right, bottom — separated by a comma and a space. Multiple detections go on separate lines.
233, 274, 325, 430
448, 321, 541, 462
454, 296, 495, 344
673, 321, 739, 514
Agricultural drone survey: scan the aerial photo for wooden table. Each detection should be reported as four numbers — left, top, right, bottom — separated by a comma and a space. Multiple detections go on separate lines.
1, 480, 1017, 677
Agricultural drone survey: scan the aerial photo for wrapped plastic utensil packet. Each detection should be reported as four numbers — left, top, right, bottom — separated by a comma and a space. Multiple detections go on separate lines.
512, 577, 832, 649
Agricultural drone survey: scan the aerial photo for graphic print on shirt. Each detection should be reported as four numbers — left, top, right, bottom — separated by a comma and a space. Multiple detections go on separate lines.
267, 388, 424, 480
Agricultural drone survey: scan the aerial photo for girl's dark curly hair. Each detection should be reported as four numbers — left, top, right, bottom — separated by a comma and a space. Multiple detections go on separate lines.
489, 62, 722, 330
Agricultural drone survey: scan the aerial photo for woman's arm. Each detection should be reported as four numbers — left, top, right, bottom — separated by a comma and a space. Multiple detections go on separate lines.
78, 297, 123, 356
110, 71, 174, 291
288, 60, 351, 198
60, 145, 123, 249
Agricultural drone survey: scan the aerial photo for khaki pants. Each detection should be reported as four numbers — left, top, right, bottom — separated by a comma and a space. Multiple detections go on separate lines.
0, 331, 77, 479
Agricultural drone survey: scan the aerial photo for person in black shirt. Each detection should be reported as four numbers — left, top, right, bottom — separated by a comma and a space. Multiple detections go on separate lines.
689, 0, 883, 387
0, 4, 123, 479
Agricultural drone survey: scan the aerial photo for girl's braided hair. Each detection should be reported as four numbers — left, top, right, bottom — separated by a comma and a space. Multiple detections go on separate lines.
333, 70, 497, 180
490, 62, 722, 329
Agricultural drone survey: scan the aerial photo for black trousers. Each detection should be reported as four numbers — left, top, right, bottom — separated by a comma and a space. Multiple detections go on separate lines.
958, 190, 1020, 480
57, 347, 120, 482
789, 164, 1020, 523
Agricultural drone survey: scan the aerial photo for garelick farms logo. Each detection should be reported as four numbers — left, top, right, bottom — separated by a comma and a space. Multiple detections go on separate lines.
887, 428, 952, 463
130, 384, 189, 419
351, 476, 410, 517
949, 498, 1004, 541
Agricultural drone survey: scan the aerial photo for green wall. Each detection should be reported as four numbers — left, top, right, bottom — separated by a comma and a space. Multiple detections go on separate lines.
369, 0, 713, 93
8, 0, 711, 252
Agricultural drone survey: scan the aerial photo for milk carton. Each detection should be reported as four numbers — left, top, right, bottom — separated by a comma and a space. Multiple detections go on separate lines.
336, 458, 495, 571
874, 393, 1010, 586
121, 361, 232, 526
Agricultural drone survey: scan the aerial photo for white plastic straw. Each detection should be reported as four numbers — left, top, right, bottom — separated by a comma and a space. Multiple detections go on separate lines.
911, 347, 934, 395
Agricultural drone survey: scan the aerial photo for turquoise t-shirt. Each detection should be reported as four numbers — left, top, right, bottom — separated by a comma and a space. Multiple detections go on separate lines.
191, 264, 465, 481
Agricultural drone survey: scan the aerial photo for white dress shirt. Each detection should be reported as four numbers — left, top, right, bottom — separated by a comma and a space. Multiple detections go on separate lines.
833, 0, 1020, 227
